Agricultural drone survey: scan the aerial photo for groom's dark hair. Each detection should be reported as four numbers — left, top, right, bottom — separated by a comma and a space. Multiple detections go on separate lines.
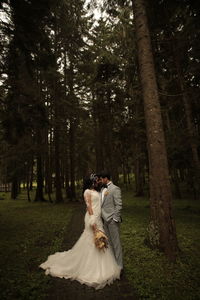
99, 172, 111, 180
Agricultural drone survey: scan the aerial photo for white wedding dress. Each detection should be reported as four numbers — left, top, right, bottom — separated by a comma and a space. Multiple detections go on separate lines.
39, 189, 121, 289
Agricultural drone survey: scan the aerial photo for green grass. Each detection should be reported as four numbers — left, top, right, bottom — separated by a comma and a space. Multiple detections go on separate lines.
121, 190, 200, 300
0, 190, 200, 299
0, 192, 73, 300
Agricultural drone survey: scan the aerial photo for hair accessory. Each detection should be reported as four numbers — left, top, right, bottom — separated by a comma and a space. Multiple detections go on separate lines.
90, 173, 98, 182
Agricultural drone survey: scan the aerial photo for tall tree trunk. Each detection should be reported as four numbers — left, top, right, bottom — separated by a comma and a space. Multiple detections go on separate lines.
134, 150, 145, 197
134, 95, 146, 196
49, 126, 53, 194
63, 50, 71, 200
133, 0, 179, 261
35, 154, 45, 201
53, 23, 63, 203
26, 161, 31, 202
122, 162, 127, 185
29, 157, 34, 191
68, 61, 76, 201
69, 119, 76, 200
27, 177, 31, 202
65, 147, 71, 199
173, 46, 200, 199
11, 178, 18, 199
92, 95, 104, 173
35, 128, 45, 201
44, 125, 53, 202
106, 89, 119, 184
44, 126, 49, 194
172, 168, 182, 199
54, 113, 63, 202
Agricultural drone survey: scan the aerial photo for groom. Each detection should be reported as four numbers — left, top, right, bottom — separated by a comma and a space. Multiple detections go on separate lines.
99, 172, 123, 270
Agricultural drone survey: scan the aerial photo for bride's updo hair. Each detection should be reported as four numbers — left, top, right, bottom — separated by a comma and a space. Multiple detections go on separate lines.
83, 173, 99, 192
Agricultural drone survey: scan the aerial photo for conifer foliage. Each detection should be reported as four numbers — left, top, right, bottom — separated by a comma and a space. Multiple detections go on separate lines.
0, 0, 199, 260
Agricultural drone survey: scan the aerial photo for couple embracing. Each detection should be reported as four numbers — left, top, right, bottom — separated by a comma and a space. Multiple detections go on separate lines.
40, 172, 123, 290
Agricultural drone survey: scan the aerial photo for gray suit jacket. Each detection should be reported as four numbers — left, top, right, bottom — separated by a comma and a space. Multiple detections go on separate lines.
101, 182, 122, 223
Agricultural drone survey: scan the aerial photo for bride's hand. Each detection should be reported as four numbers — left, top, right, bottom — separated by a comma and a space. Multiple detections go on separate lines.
92, 223, 98, 233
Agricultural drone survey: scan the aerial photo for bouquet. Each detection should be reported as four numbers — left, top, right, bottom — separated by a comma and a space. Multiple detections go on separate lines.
94, 230, 108, 251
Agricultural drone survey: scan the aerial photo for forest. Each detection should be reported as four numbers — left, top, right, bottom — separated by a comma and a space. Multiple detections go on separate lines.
0, 0, 200, 299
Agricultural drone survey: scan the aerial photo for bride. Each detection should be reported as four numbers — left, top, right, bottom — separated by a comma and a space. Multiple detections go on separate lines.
39, 174, 121, 289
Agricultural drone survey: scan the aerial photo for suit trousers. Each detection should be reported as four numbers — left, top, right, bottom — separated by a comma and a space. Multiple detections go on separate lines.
103, 220, 123, 269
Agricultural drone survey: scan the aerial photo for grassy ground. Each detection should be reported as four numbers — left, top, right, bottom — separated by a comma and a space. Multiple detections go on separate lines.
0, 189, 200, 299
0, 192, 73, 300
121, 189, 200, 300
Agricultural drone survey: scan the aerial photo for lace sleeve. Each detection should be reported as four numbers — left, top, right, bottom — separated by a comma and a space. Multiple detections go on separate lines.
84, 189, 91, 208
84, 189, 96, 227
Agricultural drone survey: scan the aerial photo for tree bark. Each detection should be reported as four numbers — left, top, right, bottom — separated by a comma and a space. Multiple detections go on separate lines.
29, 157, 34, 191
35, 126, 45, 202
106, 89, 119, 184
93, 98, 104, 173
35, 154, 45, 202
172, 168, 182, 199
26, 161, 31, 202
54, 115, 64, 202
53, 23, 63, 203
69, 119, 76, 200
68, 62, 76, 201
65, 147, 71, 199
134, 151, 145, 196
132, 0, 179, 261
44, 125, 53, 202
173, 46, 200, 199
11, 178, 18, 199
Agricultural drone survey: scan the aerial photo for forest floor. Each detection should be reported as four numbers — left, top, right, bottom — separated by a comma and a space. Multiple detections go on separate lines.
0, 190, 200, 300
45, 202, 138, 300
